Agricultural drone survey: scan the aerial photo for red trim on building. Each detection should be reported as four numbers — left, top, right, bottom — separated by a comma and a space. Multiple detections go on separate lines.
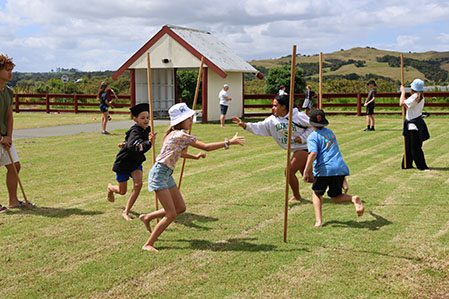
130, 69, 136, 106
256, 72, 264, 79
202, 67, 208, 122
242, 72, 245, 118
174, 68, 178, 103
112, 25, 228, 80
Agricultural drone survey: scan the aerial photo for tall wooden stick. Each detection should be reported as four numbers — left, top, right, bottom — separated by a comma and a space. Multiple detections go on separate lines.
319, 52, 323, 109
178, 56, 205, 190
146, 53, 158, 215
283, 45, 296, 243
6, 148, 30, 210
401, 53, 407, 167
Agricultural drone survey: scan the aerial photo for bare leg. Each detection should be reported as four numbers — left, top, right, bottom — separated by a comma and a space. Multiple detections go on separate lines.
6, 162, 20, 208
366, 115, 370, 127
107, 181, 127, 202
102, 111, 109, 132
220, 114, 225, 127
331, 193, 364, 216
122, 169, 143, 220
288, 150, 312, 202
142, 187, 185, 252
370, 115, 375, 128
312, 191, 323, 227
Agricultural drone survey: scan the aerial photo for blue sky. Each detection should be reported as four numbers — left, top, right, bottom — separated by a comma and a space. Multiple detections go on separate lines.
1, 0, 448, 72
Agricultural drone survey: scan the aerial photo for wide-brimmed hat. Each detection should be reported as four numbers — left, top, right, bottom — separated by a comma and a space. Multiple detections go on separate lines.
309, 109, 329, 127
169, 103, 195, 127
129, 103, 149, 117
367, 80, 376, 86
410, 79, 424, 92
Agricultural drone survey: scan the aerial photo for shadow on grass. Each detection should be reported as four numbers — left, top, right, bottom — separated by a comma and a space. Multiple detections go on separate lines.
158, 237, 283, 252
323, 211, 392, 231
8, 206, 104, 218
174, 212, 219, 230
429, 167, 449, 171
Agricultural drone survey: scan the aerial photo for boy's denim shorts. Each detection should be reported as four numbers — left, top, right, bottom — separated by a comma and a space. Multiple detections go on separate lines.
148, 162, 177, 191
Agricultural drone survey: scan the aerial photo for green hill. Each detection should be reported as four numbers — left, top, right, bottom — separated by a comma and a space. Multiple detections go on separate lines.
249, 47, 449, 84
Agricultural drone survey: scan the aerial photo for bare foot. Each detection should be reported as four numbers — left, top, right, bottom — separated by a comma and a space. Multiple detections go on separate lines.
314, 221, 322, 227
288, 196, 302, 203
142, 244, 158, 252
107, 184, 115, 202
352, 195, 364, 217
139, 214, 152, 232
122, 212, 133, 221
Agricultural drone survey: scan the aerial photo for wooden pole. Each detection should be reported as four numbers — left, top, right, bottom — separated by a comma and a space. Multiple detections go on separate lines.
178, 56, 205, 190
146, 53, 159, 215
6, 148, 30, 210
283, 45, 296, 243
401, 53, 407, 167
319, 52, 323, 109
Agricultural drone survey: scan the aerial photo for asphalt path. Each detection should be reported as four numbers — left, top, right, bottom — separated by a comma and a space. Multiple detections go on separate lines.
13, 120, 171, 140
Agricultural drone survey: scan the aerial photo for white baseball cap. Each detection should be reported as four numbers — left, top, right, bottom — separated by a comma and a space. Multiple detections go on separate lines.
169, 103, 195, 127
223, 84, 229, 88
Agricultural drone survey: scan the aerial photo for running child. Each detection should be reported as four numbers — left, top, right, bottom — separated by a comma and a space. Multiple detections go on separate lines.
107, 103, 156, 221
139, 103, 246, 252
303, 109, 364, 227
233, 94, 313, 202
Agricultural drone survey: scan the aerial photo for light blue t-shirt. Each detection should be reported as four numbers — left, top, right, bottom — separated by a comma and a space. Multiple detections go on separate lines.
307, 127, 349, 177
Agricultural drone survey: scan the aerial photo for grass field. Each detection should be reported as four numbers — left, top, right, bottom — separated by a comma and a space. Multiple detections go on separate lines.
1, 116, 448, 298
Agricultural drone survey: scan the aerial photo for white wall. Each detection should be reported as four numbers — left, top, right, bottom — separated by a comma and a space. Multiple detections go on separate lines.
207, 71, 243, 122
135, 68, 175, 114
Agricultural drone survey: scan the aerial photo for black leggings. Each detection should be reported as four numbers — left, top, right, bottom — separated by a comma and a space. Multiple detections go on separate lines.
402, 130, 428, 170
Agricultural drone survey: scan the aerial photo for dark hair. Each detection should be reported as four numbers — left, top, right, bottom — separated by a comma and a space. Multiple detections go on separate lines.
279, 85, 285, 89
275, 94, 290, 111
411, 90, 424, 103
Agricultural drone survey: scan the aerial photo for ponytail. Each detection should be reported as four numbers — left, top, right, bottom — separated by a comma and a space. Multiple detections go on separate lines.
163, 123, 184, 142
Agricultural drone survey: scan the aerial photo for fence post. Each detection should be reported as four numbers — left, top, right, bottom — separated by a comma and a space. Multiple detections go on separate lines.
15, 94, 19, 113
356, 93, 361, 116
74, 94, 78, 113
46, 94, 50, 113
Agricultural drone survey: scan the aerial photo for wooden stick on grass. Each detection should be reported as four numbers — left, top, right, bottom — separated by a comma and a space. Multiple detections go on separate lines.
178, 56, 205, 190
146, 53, 158, 216
283, 45, 296, 243
401, 53, 407, 167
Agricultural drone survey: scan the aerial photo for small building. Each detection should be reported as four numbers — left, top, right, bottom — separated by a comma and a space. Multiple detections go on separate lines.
112, 25, 263, 122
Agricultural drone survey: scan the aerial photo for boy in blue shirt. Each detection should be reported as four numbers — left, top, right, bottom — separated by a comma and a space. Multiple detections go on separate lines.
303, 109, 364, 227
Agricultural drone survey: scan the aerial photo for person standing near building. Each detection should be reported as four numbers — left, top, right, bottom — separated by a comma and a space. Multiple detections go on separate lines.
98, 81, 118, 135
218, 84, 232, 127
363, 80, 377, 131
0, 54, 34, 212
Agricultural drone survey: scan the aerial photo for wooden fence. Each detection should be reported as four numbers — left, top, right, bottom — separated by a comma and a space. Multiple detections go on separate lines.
14, 93, 132, 114
244, 92, 449, 117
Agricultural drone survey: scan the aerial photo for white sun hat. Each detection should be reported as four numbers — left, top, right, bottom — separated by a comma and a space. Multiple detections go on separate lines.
410, 79, 424, 92
169, 103, 195, 127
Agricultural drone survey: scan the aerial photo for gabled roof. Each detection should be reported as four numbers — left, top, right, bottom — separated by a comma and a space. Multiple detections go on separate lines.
112, 25, 262, 80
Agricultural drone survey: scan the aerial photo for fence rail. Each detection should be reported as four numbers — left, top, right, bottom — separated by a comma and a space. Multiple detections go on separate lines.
14, 93, 132, 114
243, 92, 449, 117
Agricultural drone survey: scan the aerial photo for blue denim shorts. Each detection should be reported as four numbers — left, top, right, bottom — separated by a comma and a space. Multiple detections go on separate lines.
220, 104, 228, 115
148, 162, 177, 191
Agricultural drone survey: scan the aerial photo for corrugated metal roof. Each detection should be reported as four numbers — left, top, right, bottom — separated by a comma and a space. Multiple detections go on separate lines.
168, 25, 258, 74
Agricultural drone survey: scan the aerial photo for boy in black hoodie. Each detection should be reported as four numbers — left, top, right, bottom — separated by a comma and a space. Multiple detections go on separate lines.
107, 103, 156, 220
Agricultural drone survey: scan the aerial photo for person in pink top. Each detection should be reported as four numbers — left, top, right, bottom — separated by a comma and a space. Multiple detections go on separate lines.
139, 103, 246, 252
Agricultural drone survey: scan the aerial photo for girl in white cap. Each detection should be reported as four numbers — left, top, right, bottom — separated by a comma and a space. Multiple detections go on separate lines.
399, 79, 430, 170
139, 103, 246, 252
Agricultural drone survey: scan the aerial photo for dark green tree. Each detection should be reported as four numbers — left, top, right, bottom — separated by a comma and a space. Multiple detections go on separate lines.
264, 65, 306, 94
176, 70, 202, 107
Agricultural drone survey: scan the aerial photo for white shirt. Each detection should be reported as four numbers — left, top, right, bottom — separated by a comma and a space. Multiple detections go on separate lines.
278, 89, 287, 96
405, 93, 425, 130
245, 108, 313, 150
219, 89, 229, 106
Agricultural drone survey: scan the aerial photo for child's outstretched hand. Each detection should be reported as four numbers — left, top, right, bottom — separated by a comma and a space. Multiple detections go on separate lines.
303, 173, 310, 182
232, 117, 246, 129
230, 132, 246, 146
196, 152, 206, 159
148, 132, 157, 143
118, 142, 125, 148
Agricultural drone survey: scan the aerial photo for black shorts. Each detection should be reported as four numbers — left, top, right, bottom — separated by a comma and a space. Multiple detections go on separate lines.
312, 176, 345, 197
220, 104, 229, 115
99, 104, 109, 113
366, 103, 375, 115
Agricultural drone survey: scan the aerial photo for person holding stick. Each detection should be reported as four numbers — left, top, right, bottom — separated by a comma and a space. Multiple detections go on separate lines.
363, 80, 377, 131
97, 81, 118, 135
399, 79, 430, 171
0, 54, 34, 212
303, 109, 364, 227
232, 94, 313, 203
139, 103, 246, 252
107, 103, 156, 221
